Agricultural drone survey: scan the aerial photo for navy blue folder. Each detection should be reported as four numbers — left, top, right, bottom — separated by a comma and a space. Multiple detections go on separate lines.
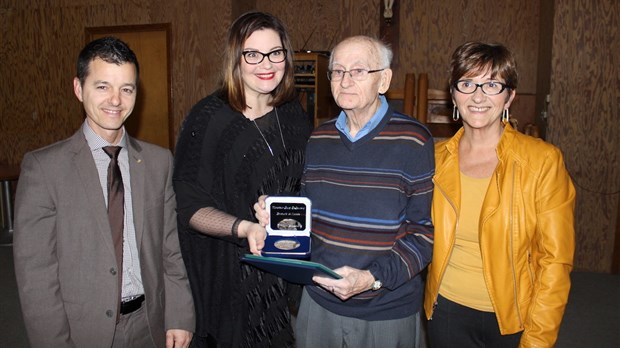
241, 254, 342, 285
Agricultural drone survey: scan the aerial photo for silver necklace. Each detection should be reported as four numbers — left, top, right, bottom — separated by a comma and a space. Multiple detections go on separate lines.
252, 108, 286, 156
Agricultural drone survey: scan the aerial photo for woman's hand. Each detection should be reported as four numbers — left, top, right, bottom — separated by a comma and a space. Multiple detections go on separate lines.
237, 220, 266, 255
253, 195, 269, 227
312, 266, 375, 300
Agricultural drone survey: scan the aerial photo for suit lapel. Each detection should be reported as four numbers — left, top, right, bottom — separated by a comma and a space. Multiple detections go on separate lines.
68, 131, 116, 256
127, 137, 145, 249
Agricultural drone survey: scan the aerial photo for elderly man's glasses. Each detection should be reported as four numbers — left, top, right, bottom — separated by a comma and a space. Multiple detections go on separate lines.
454, 80, 508, 95
242, 49, 287, 65
327, 68, 385, 81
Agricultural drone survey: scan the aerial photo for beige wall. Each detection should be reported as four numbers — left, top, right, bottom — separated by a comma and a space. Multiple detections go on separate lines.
1, 0, 618, 272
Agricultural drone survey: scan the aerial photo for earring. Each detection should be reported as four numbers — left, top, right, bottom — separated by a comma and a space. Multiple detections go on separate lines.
452, 106, 460, 121
502, 108, 510, 123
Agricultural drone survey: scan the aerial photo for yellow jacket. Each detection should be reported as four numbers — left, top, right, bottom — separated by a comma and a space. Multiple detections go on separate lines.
424, 124, 576, 348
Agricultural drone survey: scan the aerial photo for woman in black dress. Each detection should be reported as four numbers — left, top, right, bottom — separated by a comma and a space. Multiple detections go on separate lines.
173, 11, 310, 348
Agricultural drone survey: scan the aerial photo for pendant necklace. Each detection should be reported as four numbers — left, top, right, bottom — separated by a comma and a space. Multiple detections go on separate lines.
252, 108, 286, 156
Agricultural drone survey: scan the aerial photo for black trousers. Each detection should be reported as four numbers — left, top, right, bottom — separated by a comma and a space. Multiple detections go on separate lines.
427, 294, 522, 348
189, 334, 218, 348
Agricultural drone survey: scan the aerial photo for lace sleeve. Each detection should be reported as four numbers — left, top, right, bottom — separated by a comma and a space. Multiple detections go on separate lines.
189, 207, 243, 238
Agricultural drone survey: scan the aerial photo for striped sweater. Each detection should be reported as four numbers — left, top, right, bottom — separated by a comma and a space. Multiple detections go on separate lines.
302, 108, 435, 320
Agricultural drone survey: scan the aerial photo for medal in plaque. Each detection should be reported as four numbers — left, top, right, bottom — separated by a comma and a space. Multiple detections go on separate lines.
262, 196, 311, 258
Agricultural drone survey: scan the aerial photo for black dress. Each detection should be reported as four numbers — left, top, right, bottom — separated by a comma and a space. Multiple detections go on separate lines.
173, 91, 310, 348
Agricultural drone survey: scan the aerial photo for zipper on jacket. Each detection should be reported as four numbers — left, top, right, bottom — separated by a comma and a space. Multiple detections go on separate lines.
508, 161, 524, 328
478, 171, 501, 316
428, 180, 458, 320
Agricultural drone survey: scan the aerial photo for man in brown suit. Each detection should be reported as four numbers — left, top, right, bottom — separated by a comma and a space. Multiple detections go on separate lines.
13, 37, 195, 347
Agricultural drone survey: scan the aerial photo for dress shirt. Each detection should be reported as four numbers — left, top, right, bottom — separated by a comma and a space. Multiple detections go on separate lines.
82, 122, 144, 300
335, 95, 389, 142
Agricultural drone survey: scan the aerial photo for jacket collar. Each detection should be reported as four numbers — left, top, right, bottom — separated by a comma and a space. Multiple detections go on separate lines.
495, 122, 517, 160
434, 122, 518, 216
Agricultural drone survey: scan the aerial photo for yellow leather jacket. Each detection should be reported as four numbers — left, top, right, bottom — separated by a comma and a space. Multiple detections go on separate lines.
424, 124, 576, 347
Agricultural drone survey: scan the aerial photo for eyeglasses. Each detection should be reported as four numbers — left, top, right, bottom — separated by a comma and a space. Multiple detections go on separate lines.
453, 80, 509, 95
327, 68, 385, 81
242, 49, 287, 65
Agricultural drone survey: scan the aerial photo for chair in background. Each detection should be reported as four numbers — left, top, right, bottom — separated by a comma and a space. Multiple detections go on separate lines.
386, 72, 461, 140
0, 163, 20, 245
523, 123, 540, 137
385, 72, 416, 117
416, 73, 461, 139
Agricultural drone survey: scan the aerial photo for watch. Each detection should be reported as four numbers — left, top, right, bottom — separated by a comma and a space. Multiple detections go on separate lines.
371, 279, 382, 291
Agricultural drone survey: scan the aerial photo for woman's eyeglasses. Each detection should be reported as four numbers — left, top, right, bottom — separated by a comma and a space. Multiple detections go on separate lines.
453, 80, 509, 95
242, 49, 287, 65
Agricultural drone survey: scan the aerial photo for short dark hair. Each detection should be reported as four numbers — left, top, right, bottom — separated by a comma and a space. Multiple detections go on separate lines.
76, 36, 139, 85
220, 11, 296, 112
449, 41, 518, 90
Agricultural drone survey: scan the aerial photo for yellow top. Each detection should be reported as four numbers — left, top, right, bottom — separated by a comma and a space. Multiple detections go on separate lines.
439, 171, 493, 312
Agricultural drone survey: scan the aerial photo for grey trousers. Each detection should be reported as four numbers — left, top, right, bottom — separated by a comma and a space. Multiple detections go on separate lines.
295, 288, 423, 348
112, 304, 155, 348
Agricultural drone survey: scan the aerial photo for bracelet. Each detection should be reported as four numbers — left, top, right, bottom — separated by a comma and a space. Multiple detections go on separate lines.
231, 218, 242, 238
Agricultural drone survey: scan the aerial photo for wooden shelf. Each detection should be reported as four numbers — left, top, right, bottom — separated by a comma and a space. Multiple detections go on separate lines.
294, 52, 337, 128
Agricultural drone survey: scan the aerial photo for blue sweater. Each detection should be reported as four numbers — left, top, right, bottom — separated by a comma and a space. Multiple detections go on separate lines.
302, 107, 435, 320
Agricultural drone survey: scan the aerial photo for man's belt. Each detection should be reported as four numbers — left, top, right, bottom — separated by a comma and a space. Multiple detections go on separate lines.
120, 295, 145, 315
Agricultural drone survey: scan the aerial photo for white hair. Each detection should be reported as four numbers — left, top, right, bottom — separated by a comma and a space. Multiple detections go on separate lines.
329, 35, 393, 69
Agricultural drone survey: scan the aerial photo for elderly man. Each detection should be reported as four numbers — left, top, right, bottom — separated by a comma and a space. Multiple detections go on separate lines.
257, 35, 434, 347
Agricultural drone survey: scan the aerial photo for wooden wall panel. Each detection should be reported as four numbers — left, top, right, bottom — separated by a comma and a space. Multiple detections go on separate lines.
549, 0, 620, 272
397, 0, 539, 93
149, 0, 231, 134
347, 0, 379, 39
1, 6, 85, 164
257, 0, 375, 53
257, 0, 340, 52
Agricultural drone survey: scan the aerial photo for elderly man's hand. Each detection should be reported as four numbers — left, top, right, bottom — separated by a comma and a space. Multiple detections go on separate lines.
312, 266, 376, 300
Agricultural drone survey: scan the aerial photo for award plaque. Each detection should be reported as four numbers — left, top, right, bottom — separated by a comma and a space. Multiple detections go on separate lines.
261, 196, 311, 258
241, 254, 341, 285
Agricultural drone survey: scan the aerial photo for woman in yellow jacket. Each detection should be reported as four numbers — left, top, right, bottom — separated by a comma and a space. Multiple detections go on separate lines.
424, 41, 576, 348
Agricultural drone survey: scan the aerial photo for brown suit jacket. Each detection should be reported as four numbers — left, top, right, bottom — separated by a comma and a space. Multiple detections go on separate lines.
13, 129, 195, 347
